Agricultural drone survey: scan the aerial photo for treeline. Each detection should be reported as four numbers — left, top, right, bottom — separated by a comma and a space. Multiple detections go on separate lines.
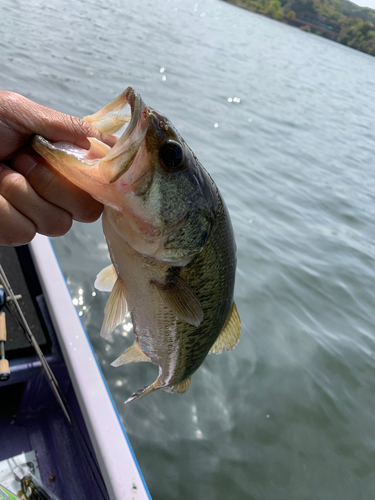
224, 0, 375, 56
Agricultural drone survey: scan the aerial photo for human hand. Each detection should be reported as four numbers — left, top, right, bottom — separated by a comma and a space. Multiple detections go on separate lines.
0, 91, 116, 246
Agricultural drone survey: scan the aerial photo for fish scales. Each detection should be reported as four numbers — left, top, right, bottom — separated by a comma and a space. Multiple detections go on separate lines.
103, 190, 235, 387
32, 87, 241, 403
173, 194, 236, 382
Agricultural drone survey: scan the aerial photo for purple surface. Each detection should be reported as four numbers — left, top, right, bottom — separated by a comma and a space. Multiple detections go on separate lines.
0, 266, 110, 500
0, 361, 110, 500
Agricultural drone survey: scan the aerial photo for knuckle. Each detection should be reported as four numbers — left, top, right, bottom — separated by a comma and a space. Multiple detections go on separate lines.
68, 115, 92, 139
27, 163, 53, 190
0, 91, 18, 110
0, 171, 27, 198
26, 163, 55, 192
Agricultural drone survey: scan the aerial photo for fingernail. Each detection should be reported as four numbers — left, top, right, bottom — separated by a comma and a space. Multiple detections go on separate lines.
12, 154, 38, 177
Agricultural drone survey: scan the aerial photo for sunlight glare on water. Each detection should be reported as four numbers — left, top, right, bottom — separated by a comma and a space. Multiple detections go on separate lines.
2, 0, 375, 498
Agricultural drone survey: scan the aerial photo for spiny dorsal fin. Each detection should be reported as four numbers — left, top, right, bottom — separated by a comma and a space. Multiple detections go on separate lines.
152, 271, 203, 327
111, 341, 150, 367
100, 278, 127, 338
209, 302, 241, 355
94, 264, 117, 292
165, 378, 191, 394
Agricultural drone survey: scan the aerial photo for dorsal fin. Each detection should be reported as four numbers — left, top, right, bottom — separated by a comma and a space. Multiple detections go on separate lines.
94, 264, 117, 292
111, 341, 150, 366
209, 302, 241, 354
100, 278, 128, 338
152, 270, 203, 327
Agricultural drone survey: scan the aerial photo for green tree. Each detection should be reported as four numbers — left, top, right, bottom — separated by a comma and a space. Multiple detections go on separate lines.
266, 0, 284, 19
255, 0, 269, 13
222, 0, 375, 57
338, 16, 375, 53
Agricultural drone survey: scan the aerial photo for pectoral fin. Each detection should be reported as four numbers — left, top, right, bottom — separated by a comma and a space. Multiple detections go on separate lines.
94, 264, 117, 292
209, 302, 241, 354
111, 341, 150, 366
100, 278, 128, 338
152, 271, 203, 327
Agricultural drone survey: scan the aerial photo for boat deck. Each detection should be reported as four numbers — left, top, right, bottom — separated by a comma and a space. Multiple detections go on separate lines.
0, 246, 109, 500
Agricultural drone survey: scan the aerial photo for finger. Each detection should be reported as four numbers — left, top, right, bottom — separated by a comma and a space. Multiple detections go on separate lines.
0, 91, 117, 155
35, 112, 118, 150
0, 192, 36, 246
0, 163, 36, 246
12, 153, 103, 223
0, 163, 73, 238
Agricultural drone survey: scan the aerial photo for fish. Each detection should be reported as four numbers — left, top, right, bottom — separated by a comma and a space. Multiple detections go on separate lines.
32, 87, 241, 403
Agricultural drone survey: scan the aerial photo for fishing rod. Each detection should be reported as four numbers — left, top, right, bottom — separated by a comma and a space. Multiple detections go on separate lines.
0, 264, 108, 500
0, 289, 10, 382
0, 285, 22, 382
0, 264, 70, 422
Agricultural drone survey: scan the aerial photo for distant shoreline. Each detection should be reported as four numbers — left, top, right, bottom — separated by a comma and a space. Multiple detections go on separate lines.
223, 0, 375, 56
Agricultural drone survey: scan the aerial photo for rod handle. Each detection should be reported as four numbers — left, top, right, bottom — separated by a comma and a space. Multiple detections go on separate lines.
0, 311, 6, 342
0, 359, 10, 381
0, 311, 10, 381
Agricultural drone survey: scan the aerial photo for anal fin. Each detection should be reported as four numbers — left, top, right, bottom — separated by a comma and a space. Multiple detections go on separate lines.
209, 302, 241, 354
164, 378, 191, 394
100, 277, 127, 338
111, 341, 150, 367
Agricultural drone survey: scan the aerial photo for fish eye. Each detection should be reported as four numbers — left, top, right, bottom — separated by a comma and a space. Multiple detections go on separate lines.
160, 140, 184, 171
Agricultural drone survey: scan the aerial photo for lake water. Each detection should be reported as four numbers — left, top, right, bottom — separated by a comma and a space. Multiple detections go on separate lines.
2, 0, 375, 498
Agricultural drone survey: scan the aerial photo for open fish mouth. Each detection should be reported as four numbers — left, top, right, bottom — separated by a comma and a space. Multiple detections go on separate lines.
32, 87, 150, 192
89, 87, 150, 184
84, 86, 140, 139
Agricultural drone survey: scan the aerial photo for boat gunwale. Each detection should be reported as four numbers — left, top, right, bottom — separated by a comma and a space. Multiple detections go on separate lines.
29, 234, 151, 500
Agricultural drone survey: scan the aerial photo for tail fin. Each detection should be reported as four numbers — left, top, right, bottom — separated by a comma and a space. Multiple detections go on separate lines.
124, 379, 161, 404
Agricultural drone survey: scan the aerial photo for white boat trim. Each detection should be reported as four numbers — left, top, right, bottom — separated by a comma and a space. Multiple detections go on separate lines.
29, 234, 152, 500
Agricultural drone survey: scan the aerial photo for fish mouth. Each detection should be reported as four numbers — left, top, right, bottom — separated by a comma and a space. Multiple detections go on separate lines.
32, 87, 150, 203
120, 88, 143, 141
84, 87, 140, 139
86, 87, 149, 184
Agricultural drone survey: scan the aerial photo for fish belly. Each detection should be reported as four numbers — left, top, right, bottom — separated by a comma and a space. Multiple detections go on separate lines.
102, 208, 181, 386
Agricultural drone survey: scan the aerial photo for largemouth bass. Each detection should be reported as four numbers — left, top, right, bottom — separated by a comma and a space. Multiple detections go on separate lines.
32, 87, 241, 403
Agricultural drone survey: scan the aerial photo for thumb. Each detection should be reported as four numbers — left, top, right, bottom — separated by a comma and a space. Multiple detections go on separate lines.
34, 112, 118, 150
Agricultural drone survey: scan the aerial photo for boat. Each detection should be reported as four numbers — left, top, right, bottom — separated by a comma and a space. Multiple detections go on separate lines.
0, 234, 152, 500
